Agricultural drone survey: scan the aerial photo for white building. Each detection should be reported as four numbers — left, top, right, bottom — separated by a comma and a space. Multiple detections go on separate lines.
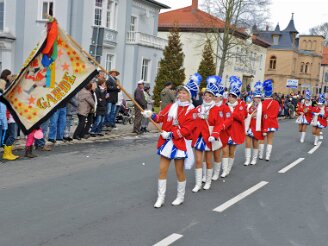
0, 0, 169, 93
158, 0, 270, 90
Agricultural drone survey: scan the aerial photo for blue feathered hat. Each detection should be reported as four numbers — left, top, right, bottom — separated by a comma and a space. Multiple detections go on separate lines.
229, 76, 242, 97
184, 73, 202, 98
205, 76, 219, 96
317, 93, 325, 105
262, 79, 273, 97
214, 76, 225, 97
305, 90, 311, 100
253, 81, 263, 98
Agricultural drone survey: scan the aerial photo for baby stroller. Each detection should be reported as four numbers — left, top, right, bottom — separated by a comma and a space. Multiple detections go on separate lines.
116, 99, 133, 125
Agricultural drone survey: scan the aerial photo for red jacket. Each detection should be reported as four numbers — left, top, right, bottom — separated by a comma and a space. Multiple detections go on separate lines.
262, 98, 280, 132
153, 103, 194, 151
216, 103, 231, 147
247, 103, 264, 140
224, 101, 247, 144
191, 105, 221, 149
296, 102, 313, 124
312, 106, 328, 128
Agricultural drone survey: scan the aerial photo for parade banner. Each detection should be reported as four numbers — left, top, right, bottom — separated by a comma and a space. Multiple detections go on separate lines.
0, 19, 98, 134
286, 79, 299, 89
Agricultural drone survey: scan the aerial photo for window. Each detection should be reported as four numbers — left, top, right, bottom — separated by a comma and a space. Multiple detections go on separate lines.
303, 40, 307, 49
0, 1, 4, 32
300, 62, 304, 73
235, 47, 239, 62
259, 54, 263, 69
105, 54, 114, 72
273, 36, 279, 45
130, 16, 137, 32
308, 40, 312, 50
141, 59, 150, 82
269, 56, 276, 70
106, 0, 112, 28
305, 62, 310, 74
94, 0, 103, 26
40, 0, 54, 20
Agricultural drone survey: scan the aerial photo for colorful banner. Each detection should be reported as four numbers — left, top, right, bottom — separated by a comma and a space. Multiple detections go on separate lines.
0, 21, 98, 134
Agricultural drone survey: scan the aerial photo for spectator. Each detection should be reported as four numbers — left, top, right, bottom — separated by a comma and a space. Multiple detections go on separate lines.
34, 120, 52, 151
133, 80, 147, 134
114, 91, 124, 126
160, 82, 175, 109
63, 96, 78, 141
105, 69, 120, 128
0, 81, 8, 149
192, 89, 204, 107
48, 105, 67, 143
140, 84, 154, 133
73, 82, 95, 140
90, 78, 107, 136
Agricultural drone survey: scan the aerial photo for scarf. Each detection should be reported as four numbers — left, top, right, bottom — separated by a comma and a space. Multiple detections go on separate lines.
255, 101, 262, 131
227, 101, 238, 112
199, 100, 215, 119
167, 100, 194, 122
215, 100, 223, 107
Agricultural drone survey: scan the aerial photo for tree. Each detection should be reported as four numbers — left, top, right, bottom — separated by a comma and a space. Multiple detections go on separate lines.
197, 39, 217, 88
309, 23, 328, 46
203, 0, 271, 77
153, 27, 185, 107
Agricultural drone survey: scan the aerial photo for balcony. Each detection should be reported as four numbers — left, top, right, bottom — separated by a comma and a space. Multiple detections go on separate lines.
126, 31, 167, 50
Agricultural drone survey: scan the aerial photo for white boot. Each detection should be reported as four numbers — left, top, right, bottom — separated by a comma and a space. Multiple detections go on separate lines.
314, 136, 319, 146
202, 162, 206, 183
203, 169, 213, 190
227, 158, 235, 175
220, 158, 229, 178
300, 132, 306, 143
154, 179, 166, 208
172, 180, 186, 206
212, 162, 222, 180
250, 149, 259, 165
320, 131, 323, 140
244, 148, 251, 166
258, 144, 265, 160
265, 144, 272, 161
192, 168, 203, 192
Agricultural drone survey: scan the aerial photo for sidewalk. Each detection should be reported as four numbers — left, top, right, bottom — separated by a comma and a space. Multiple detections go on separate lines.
8, 123, 160, 152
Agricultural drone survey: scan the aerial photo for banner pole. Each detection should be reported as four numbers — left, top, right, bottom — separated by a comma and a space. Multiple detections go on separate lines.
62, 28, 162, 132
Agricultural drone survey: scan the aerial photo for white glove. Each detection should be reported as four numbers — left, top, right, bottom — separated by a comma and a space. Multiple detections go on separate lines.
208, 136, 216, 142
141, 110, 153, 118
161, 131, 172, 140
263, 132, 267, 136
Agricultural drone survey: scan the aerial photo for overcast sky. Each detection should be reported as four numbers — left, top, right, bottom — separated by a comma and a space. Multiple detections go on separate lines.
158, 0, 328, 34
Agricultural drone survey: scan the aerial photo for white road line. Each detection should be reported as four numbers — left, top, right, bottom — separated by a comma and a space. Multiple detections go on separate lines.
308, 142, 322, 154
213, 181, 269, 213
153, 233, 183, 246
278, 158, 305, 174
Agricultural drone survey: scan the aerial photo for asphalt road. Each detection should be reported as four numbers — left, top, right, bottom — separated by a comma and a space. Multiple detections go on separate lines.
0, 119, 327, 246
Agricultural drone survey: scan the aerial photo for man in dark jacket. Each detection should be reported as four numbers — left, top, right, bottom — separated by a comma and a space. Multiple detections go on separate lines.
105, 69, 120, 128
160, 82, 175, 109
133, 80, 147, 134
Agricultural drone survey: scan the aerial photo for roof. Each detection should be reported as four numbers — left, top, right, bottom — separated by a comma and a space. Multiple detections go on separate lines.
158, 6, 226, 31
144, 0, 170, 9
252, 35, 271, 48
283, 14, 298, 33
322, 47, 328, 65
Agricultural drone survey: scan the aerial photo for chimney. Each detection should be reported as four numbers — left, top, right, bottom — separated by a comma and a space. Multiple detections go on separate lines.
192, 0, 198, 10
266, 25, 269, 31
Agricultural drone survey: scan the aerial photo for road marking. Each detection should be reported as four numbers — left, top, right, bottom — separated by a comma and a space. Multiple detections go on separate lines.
308, 142, 322, 154
278, 158, 305, 174
153, 233, 183, 246
213, 181, 269, 213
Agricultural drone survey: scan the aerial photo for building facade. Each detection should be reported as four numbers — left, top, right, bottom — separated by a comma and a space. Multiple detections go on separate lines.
320, 46, 328, 93
0, 0, 169, 93
158, 0, 270, 90
256, 15, 325, 94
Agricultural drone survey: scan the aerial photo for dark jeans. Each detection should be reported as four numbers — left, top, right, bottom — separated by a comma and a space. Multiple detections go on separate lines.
35, 120, 50, 147
48, 107, 67, 140
91, 115, 105, 133
105, 102, 117, 127
4, 123, 17, 146
73, 113, 93, 138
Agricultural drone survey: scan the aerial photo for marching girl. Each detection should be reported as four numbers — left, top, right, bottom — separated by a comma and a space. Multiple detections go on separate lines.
258, 79, 280, 161
295, 90, 313, 143
142, 73, 201, 208
244, 82, 264, 166
212, 78, 231, 180
191, 76, 222, 192
311, 94, 328, 146
220, 76, 247, 178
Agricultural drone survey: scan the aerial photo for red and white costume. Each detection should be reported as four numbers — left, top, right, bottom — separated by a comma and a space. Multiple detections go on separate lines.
226, 100, 247, 145
215, 100, 231, 148
245, 101, 264, 140
311, 105, 328, 129
296, 101, 313, 125
262, 97, 280, 133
